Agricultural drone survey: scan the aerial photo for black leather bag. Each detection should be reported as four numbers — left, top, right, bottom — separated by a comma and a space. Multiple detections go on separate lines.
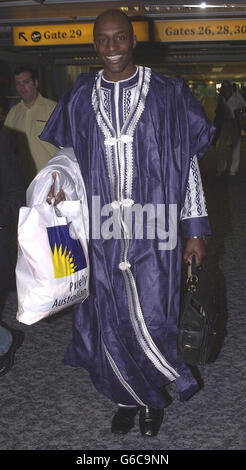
178, 256, 217, 366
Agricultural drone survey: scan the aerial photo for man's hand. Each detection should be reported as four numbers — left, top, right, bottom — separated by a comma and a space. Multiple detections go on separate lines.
183, 237, 206, 266
46, 172, 65, 206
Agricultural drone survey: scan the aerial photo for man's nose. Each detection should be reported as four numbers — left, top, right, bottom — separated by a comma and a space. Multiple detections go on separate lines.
107, 37, 117, 51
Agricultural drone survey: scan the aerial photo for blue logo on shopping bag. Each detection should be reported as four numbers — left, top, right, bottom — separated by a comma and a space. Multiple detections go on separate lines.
47, 224, 87, 279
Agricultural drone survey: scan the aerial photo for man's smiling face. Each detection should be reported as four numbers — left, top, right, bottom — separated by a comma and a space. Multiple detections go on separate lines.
93, 11, 136, 82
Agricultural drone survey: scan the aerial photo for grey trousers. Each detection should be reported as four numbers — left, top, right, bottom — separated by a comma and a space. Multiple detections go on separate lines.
217, 119, 241, 175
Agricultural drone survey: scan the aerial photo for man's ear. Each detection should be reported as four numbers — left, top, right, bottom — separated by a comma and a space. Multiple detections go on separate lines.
133, 34, 137, 49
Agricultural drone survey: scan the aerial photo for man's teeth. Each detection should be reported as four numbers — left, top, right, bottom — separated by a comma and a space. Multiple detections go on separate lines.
106, 55, 122, 61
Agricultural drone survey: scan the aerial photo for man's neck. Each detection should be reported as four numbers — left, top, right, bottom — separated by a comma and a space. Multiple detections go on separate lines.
102, 65, 137, 83
23, 92, 38, 108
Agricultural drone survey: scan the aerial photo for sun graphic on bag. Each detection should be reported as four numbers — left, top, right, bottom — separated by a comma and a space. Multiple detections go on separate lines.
47, 224, 87, 279
51, 243, 78, 278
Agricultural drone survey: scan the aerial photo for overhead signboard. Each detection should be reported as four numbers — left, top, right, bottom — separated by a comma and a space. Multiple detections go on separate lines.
154, 18, 246, 42
13, 21, 149, 47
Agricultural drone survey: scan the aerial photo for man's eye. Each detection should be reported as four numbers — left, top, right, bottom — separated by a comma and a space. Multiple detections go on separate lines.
117, 35, 126, 41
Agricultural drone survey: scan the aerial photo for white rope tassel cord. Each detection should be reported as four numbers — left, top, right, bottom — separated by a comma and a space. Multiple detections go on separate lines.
104, 135, 134, 147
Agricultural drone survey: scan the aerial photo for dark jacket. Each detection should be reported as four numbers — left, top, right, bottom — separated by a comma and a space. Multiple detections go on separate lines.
0, 129, 25, 290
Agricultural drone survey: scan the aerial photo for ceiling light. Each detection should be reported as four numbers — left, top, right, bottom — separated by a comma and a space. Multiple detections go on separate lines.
184, 4, 228, 7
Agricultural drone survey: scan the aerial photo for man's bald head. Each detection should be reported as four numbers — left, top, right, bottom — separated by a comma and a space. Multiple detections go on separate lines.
93, 9, 134, 41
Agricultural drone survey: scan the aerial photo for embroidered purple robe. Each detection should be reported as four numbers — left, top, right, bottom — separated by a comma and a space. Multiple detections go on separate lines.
40, 67, 214, 408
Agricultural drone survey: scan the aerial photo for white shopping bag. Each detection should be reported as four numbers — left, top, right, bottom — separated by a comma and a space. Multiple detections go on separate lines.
16, 200, 89, 325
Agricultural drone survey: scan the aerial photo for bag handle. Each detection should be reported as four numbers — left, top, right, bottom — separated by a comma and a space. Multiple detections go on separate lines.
187, 255, 199, 292
187, 255, 197, 277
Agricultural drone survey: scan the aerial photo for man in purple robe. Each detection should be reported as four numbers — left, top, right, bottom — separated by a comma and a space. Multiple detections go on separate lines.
41, 10, 214, 437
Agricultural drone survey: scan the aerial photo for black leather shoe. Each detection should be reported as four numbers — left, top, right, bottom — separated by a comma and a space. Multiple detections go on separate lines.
139, 407, 164, 437
0, 329, 24, 377
111, 407, 140, 435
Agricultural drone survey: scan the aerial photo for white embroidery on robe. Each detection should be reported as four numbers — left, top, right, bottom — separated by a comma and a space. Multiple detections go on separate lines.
181, 155, 208, 220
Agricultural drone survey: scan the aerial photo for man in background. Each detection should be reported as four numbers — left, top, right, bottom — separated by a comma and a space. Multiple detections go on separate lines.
215, 79, 246, 176
4, 65, 58, 185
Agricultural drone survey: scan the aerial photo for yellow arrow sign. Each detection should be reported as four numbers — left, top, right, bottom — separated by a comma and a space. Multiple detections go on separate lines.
13, 22, 149, 46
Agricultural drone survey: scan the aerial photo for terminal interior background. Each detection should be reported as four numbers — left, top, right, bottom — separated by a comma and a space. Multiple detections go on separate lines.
1, 0, 246, 128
